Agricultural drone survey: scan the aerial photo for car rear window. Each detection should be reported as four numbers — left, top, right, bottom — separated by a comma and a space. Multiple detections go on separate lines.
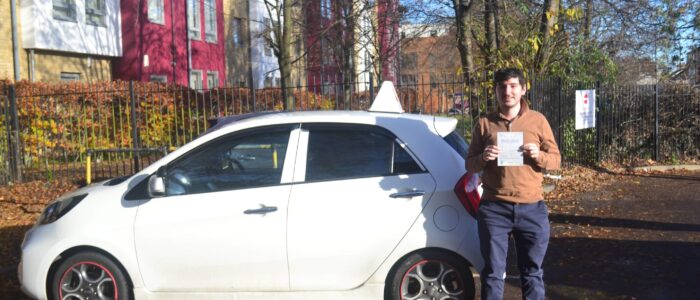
443, 130, 469, 158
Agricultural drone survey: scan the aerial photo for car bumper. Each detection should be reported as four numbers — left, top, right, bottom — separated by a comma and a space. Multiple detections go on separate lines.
20, 225, 59, 300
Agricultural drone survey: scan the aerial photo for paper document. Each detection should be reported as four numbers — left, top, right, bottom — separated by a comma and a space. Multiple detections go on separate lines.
497, 132, 524, 166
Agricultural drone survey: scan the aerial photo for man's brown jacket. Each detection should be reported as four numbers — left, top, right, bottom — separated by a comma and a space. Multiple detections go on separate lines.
466, 100, 561, 204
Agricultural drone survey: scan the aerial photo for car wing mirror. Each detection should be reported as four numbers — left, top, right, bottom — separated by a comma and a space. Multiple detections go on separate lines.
148, 166, 167, 198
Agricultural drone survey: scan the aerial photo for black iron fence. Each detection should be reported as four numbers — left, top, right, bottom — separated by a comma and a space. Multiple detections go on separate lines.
1, 77, 698, 185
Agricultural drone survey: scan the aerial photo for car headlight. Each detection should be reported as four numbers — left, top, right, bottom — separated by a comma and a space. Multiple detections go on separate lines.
37, 194, 88, 225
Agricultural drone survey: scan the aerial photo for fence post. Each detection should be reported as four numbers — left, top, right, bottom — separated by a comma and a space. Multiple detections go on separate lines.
252, 84, 257, 112
595, 81, 601, 164
557, 77, 563, 165
369, 71, 374, 105
7, 85, 21, 182
129, 81, 141, 172
654, 84, 659, 161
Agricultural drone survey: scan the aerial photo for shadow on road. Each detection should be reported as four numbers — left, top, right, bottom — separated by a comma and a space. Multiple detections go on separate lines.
544, 237, 700, 299
549, 213, 700, 232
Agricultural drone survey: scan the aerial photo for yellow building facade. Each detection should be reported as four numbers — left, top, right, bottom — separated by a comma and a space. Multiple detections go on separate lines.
0, 0, 27, 81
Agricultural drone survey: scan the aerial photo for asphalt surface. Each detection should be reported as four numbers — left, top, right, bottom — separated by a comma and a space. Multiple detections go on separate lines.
2, 171, 699, 299
490, 171, 700, 300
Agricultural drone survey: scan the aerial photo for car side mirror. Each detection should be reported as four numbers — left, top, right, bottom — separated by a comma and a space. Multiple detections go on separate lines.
148, 166, 167, 198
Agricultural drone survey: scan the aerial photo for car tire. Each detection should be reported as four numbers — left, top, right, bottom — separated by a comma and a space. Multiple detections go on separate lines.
50, 251, 131, 300
385, 249, 475, 300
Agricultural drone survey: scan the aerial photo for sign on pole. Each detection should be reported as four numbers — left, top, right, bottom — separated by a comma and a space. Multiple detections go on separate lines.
575, 89, 596, 129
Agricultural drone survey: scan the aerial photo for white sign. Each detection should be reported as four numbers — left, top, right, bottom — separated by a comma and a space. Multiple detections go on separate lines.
497, 132, 524, 166
575, 89, 596, 129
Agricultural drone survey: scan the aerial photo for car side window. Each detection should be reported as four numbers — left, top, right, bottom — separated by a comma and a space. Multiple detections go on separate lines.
305, 125, 423, 182
165, 126, 291, 196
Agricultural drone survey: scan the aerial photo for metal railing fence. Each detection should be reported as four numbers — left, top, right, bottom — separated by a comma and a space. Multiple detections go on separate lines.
1, 77, 698, 184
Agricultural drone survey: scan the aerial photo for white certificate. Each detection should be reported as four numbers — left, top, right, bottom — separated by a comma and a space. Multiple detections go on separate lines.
497, 132, 524, 166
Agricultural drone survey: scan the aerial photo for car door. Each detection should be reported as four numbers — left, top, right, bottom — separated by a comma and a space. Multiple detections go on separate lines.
286, 123, 437, 290
133, 124, 300, 292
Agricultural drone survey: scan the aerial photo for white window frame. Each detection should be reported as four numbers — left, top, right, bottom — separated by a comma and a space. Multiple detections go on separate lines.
85, 0, 107, 27
204, 0, 217, 43
321, 0, 331, 18
188, 0, 202, 40
190, 70, 203, 89
60, 72, 81, 81
53, 0, 77, 22
232, 18, 243, 47
150, 75, 168, 83
206, 71, 219, 89
148, 0, 165, 24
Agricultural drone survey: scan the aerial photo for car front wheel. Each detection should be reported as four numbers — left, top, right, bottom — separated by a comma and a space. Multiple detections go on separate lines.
386, 249, 475, 300
50, 251, 131, 300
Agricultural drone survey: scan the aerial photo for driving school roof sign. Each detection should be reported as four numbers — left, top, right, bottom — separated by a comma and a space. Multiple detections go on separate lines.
575, 89, 596, 130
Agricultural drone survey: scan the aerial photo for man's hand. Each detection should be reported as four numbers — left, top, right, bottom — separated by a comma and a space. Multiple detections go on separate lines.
482, 145, 500, 162
521, 143, 540, 159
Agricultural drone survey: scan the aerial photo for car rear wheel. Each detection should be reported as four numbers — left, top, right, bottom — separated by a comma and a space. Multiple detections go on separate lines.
50, 251, 131, 300
386, 249, 475, 300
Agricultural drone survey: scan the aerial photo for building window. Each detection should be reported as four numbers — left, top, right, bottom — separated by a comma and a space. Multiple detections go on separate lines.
60, 72, 81, 81
148, 0, 165, 24
207, 71, 219, 88
190, 70, 203, 89
85, 0, 106, 26
401, 53, 417, 70
264, 75, 280, 88
232, 18, 244, 47
150, 75, 168, 83
53, 0, 76, 22
204, 0, 217, 42
400, 75, 416, 85
321, 0, 331, 18
430, 73, 440, 88
263, 18, 273, 57
188, 0, 201, 40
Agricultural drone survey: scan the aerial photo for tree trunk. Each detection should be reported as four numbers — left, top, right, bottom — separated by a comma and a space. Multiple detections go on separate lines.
534, 0, 559, 74
484, 0, 497, 68
454, 0, 474, 81
583, 0, 592, 42
281, 0, 294, 110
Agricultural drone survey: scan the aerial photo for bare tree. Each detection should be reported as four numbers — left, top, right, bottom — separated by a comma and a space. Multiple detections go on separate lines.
453, 0, 475, 80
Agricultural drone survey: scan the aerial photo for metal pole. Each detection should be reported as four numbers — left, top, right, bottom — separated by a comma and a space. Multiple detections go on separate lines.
557, 77, 563, 165
130, 81, 141, 172
10, 0, 21, 81
654, 84, 659, 161
369, 70, 374, 104
8, 85, 21, 182
595, 81, 601, 164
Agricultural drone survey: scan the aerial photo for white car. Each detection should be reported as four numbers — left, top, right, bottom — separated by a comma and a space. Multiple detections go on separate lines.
19, 83, 483, 300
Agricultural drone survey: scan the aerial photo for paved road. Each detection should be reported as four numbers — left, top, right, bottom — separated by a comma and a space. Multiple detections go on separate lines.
492, 171, 700, 299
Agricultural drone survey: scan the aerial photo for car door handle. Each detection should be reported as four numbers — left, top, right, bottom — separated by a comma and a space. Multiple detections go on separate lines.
244, 204, 278, 214
390, 190, 425, 198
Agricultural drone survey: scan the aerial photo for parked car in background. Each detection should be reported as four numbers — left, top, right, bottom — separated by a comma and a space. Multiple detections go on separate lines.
19, 83, 482, 300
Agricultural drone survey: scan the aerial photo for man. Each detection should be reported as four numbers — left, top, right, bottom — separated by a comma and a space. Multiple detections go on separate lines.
466, 68, 560, 300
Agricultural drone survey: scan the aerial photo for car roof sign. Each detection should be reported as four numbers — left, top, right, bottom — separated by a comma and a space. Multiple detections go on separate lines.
369, 81, 404, 114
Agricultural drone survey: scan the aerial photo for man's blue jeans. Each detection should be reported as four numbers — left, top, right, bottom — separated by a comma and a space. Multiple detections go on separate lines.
477, 199, 550, 300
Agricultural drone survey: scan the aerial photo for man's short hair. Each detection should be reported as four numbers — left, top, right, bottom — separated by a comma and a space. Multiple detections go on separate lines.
494, 68, 525, 86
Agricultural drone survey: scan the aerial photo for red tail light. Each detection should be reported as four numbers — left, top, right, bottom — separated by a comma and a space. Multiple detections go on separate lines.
453, 172, 482, 218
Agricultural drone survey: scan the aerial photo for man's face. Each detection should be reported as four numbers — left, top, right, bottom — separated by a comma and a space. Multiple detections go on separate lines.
495, 77, 526, 110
